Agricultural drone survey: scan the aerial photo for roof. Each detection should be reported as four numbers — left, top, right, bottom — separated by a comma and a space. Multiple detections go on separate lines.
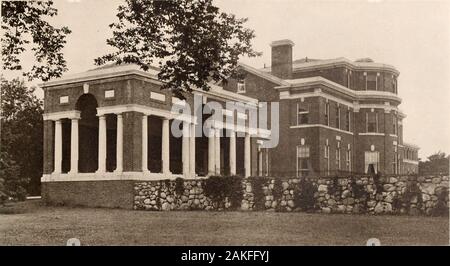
403, 142, 420, 150
277, 76, 402, 104
261, 57, 400, 75
40, 63, 161, 88
237, 62, 290, 86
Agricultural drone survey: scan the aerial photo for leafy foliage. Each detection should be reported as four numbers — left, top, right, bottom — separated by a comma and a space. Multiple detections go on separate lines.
174, 177, 184, 195
402, 180, 423, 214
1, 1, 71, 81
272, 179, 283, 201
294, 178, 318, 212
372, 173, 384, 195
203, 175, 243, 210
95, 0, 260, 98
0, 150, 26, 201
227, 176, 244, 211
432, 187, 448, 217
1, 78, 43, 197
419, 151, 449, 175
327, 176, 341, 196
350, 177, 368, 212
248, 176, 269, 211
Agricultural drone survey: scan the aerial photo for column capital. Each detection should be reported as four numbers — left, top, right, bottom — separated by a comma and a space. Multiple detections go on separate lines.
98, 115, 106, 120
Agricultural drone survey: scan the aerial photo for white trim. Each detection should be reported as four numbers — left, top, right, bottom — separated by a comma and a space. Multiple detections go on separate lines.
358, 132, 385, 136
96, 104, 197, 124
41, 63, 259, 105
150, 91, 166, 102
59, 96, 69, 104
389, 134, 398, 138
105, 89, 115, 98
270, 39, 295, 47
237, 82, 246, 93
290, 124, 353, 135
277, 76, 402, 104
222, 109, 233, 117
41, 172, 209, 182
403, 159, 419, 165
43, 110, 81, 121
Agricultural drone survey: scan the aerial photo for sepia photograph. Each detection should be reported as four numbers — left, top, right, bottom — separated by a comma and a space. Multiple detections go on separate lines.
0, 0, 449, 254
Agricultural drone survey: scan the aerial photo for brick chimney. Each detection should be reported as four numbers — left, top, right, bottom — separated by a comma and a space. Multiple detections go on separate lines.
270, 39, 294, 79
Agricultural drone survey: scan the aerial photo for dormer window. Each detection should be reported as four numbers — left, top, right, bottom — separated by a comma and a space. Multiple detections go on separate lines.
237, 81, 246, 93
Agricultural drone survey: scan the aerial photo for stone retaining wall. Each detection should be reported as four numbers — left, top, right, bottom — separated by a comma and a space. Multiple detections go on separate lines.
133, 175, 449, 215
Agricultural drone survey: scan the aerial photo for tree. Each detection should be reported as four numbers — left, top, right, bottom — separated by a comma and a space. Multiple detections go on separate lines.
1, 0, 71, 81
1, 78, 43, 197
95, 0, 260, 98
419, 151, 449, 175
0, 150, 24, 202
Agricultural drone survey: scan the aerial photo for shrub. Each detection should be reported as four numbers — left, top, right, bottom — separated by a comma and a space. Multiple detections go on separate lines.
402, 180, 423, 214
294, 178, 318, 212
174, 177, 184, 196
227, 176, 244, 211
272, 178, 283, 211
327, 176, 341, 197
432, 187, 449, 217
203, 175, 243, 210
248, 176, 269, 211
372, 173, 384, 194
351, 177, 368, 213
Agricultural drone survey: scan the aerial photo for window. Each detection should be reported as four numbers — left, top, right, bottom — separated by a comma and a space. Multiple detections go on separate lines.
347, 70, 352, 89
237, 81, 246, 93
297, 104, 309, 125
324, 102, 330, 126
345, 110, 350, 131
393, 76, 397, 94
392, 115, 398, 135
335, 105, 340, 129
364, 151, 380, 174
324, 142, 330, 175
297, 146, 310, 177
346, 148, 351, 172
335, 145, 341, 170
392, 150, 398, 175
366, 112, 378, 133
366, 73, 377, 90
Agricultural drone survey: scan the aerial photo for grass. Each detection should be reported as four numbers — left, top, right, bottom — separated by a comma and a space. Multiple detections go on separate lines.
0, 200, 448, 246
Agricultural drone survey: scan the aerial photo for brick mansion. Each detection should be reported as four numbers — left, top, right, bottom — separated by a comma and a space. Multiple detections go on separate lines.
41, 39, 419, 206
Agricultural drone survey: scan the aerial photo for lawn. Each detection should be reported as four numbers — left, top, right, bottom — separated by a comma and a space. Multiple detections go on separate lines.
0, 200, 448, 246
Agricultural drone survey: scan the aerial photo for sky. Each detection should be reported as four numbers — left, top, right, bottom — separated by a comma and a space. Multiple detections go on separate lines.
4, 0, 450, 159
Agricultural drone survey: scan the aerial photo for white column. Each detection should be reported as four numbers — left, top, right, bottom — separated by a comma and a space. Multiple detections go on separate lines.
97, 115, 107, 173
142, 114, 149, 173
229, 130, 236, 175
244, 132, 251, 178
189, 123, 196, 177
115, 113, 123, 173
214, 128, 221, 175
208, 128, 215, 175
54, 119, 62, 174
69, 118, 79, 174
162, 118, 170, 175
182, 121, 190, 176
